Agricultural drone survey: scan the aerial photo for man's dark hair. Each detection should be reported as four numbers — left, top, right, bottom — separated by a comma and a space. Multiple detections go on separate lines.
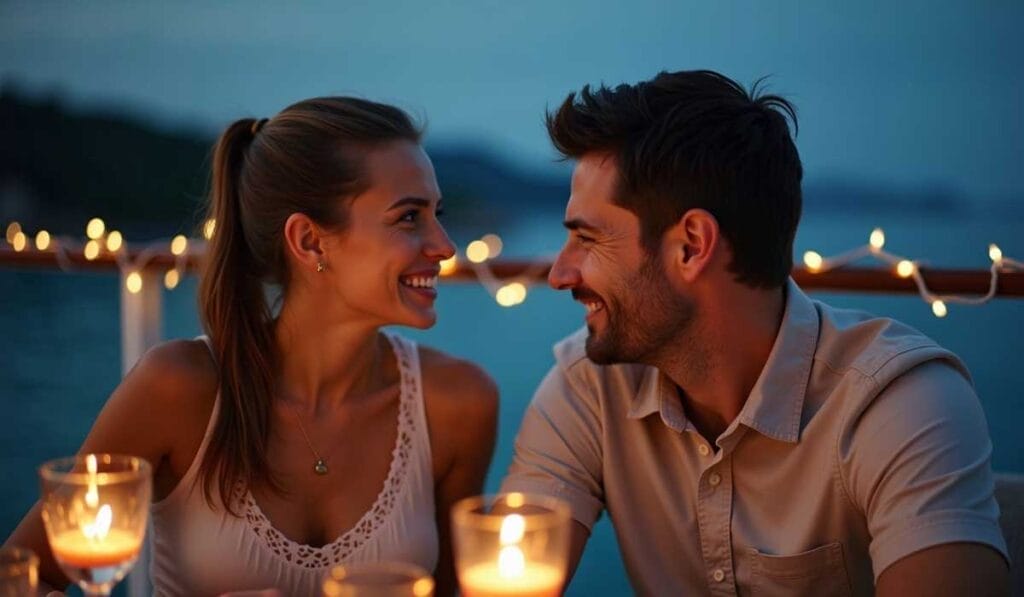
546, 69, 802, 289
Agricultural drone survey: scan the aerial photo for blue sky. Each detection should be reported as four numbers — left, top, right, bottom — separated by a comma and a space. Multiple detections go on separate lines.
2, 0, 1022, 200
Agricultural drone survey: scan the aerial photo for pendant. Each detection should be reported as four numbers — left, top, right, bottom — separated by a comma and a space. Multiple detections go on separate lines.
314, 458, 328, 475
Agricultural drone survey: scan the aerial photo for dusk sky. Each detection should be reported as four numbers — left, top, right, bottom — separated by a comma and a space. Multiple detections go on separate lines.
3, 0, 1022, 200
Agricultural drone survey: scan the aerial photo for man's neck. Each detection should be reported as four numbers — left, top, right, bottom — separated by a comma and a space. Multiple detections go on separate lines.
656, 284, 786, 445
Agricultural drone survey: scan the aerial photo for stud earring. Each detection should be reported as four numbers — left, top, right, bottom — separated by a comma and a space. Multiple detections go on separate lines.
316, 261, 325, 273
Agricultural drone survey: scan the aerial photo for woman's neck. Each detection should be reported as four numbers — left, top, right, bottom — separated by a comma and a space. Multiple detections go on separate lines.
272, 296, 384, 417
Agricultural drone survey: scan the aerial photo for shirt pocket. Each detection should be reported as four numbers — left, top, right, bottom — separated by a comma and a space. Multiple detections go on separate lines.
749, 542, 852, 597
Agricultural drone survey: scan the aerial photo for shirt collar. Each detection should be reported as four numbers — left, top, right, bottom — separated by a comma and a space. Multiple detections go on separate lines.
627, 278, 819, 443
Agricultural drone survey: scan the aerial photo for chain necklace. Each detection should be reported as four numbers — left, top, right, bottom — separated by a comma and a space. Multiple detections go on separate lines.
284, 401, 330, 475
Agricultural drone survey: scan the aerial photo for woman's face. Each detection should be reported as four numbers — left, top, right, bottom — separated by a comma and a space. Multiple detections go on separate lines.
319, 141, 455, 330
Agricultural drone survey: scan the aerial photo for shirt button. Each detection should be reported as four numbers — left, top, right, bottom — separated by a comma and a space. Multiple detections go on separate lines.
708, 472, 722, 487
713, 569, 726, 582
698, 444, 710, 456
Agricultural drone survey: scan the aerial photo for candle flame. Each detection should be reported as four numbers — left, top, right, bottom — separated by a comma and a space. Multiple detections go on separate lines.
85, 455, 99, 508
498, 545, 526, 578
500, 514, 526, 545
82, 504, 112, 541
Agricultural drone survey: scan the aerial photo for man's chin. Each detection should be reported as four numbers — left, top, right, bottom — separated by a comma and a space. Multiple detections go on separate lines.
584, 332, 618, 365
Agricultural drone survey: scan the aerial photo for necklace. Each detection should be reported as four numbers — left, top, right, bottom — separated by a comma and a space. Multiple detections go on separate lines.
284, 401, 329, 475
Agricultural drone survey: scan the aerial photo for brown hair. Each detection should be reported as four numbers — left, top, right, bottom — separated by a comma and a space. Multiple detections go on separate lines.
198, 97, 421, 512
547, 70, 802, 289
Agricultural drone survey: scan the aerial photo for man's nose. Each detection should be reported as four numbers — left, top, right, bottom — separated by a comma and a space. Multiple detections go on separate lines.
547, 247, 581, 290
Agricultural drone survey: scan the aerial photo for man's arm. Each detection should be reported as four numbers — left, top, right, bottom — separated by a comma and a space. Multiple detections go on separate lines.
840, 359, 1009, 588
500, 363, 606, 585
876, 543, 1008, 597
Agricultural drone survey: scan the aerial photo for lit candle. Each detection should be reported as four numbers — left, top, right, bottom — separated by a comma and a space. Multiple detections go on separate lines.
458, 513, 563, 597
459, 559, 562, 597
50, 528, 141, 569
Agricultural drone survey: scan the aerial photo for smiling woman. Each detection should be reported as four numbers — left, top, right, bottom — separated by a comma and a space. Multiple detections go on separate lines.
2, 97, 499, 597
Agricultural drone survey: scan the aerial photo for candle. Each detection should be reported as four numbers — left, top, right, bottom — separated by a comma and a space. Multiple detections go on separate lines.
50, 528, 140, 569
459, 561, 562, 597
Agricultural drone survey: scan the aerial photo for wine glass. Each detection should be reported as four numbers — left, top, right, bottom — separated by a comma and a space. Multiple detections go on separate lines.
321, 561, 435, 597
38, 454, 151, 596
451, 493, 570, 597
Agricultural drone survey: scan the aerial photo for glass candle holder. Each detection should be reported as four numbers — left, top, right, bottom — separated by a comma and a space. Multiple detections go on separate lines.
452, 493, 570, 597
38, 454, 151, 597
321, 561, 434, 597
0, 546, 38, 597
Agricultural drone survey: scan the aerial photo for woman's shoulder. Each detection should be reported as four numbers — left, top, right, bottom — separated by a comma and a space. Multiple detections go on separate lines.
416, 344, 499, 418
125, 338, 219, 415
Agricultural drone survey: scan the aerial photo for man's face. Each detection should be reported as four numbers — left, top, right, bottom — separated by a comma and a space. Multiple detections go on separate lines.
548, 153, 695, 365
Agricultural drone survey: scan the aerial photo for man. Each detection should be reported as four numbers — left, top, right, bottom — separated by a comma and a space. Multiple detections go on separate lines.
500, 70, 1009, 596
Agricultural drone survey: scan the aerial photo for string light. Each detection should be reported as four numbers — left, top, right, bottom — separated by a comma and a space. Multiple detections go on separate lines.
106, 230, 123, 253
11, 231, 26, 252
83, 240, 101, 260
803, 251, 823, 272
125, 271, 143, 294
466, 240, 490, 264
481, 234, 504, 259
495, 282, 528, 307
869, 228, 885, 252
439, 255, 458, 276
35, 230, 51, 251
6, 222, 21, 245
803, 228, 1021, 318
989, 244, 1003, 266
164, 269, 180, 290
86, 218, 106, 240
170, 235, 188, 256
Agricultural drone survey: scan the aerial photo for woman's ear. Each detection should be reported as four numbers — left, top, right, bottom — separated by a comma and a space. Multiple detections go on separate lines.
282, 213, 325, 273
663, 208, 720, 284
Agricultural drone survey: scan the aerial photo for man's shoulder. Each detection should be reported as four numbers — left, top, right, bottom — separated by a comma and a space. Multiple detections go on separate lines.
811, 299, 970, 385
550, 327, 649, 397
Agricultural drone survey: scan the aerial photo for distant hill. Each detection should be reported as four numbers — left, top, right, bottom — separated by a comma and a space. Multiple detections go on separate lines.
4, 87, 996, 243
1, 88, 568, 240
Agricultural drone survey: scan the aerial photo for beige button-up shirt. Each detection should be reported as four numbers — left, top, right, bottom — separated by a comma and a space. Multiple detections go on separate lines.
501, 280, 1007, 596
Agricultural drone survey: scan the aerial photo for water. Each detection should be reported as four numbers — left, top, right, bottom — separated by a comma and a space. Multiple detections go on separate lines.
1, 210, 1021, 595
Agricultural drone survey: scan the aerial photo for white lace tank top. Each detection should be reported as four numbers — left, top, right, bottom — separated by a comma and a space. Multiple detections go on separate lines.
149, 332, 438, 597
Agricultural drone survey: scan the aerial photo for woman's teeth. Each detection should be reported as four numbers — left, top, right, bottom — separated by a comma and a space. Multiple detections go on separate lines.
401, 276, 438, 289
585, 301, 604, 314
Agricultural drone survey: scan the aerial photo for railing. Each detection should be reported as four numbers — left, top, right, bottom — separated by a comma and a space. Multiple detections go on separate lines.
3, 245, 1023, 596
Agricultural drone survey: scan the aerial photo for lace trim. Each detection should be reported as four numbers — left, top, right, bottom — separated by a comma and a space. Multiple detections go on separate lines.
238, 333, 419, 569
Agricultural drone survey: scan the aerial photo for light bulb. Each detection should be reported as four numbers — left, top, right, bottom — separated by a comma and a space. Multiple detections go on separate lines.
931, 300, 947, 318
106, 230, 123, 252
803, 251, 823, 272
481, 233, 504, 259
164, 269, 180, 290
84, 240, 101, 260
86, 218, 106, 240
869, 228, 885, 252
170, 235, 188, 256
466, 240, 490, 263
126, 271, 143, 294
439, 255, 458, 276
35, 230, 51, 251
896, 260, 915, 278
202, 219, 216, 240
989, 244, 1003, 265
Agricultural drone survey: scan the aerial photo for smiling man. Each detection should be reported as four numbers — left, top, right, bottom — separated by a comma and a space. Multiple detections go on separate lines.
500, 70, 1009, 596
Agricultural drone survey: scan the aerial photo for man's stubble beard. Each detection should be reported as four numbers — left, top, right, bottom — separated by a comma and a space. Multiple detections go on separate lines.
585, 254, 698, 367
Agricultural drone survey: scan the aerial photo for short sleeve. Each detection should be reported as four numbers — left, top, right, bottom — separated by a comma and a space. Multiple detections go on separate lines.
500, 363, 605, 531
840, 359, 1009, 579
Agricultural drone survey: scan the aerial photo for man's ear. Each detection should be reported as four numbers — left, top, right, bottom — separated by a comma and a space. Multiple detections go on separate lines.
662, 208, 720, 284
282, 212, 325, 273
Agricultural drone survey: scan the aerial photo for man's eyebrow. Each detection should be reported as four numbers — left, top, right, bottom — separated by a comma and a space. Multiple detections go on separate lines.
386, 196, 434, 210
563, 218, 602, 233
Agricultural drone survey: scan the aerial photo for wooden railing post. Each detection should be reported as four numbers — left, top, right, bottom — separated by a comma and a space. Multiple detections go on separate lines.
119, 268, 161, 597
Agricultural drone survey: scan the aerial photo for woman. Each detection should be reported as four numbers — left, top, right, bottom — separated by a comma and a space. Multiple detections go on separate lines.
5, 97, 498, 596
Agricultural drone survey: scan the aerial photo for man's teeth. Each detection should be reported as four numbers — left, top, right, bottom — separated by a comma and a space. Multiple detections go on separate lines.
585, 302, 604, 314
401, 276, 438, 289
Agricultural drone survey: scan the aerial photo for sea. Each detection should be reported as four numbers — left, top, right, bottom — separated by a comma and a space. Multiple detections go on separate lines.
1, 208, 1021, 595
